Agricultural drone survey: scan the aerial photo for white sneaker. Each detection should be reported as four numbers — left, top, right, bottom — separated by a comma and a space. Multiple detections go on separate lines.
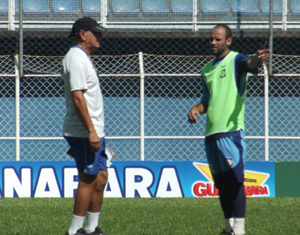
221, 229, 235, 235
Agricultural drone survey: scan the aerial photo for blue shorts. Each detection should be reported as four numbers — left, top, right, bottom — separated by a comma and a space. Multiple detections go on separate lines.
65, 136, 107, 175
205, 130, 246, 189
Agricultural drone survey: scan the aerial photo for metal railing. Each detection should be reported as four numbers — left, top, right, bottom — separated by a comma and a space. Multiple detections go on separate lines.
1, 52, 300, 161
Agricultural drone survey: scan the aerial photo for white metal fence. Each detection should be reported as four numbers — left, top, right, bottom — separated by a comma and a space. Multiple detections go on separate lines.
0, 0, 300, 162
1, 52, 300, 161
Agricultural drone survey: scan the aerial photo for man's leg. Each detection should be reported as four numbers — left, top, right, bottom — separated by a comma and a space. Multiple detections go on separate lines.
68, 172, 97, 235
219, 183, 246, 235
218, 185, 235, 233
74, 173, 98, 215
231, 183, 246, 235
217, 132, 246, 235
85, 170, 108, 234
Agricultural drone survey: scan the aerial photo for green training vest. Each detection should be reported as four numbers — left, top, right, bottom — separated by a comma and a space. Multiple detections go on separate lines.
202, 51, 247, 136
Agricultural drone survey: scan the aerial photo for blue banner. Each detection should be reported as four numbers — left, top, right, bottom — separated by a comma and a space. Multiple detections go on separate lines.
0, 160, 275, 198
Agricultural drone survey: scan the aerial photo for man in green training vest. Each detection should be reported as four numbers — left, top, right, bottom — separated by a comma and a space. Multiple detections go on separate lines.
188, 24, 269, 235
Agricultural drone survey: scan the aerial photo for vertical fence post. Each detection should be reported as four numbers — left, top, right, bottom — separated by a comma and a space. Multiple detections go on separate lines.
193, 0, 197, 31
8, 0, 15, 30
139, 52, 145, 161
16, 0, 23, 161
19, 0, 23, 77
14, 55, 20, 161
282, 0, 287, 31
269, 0, 273, 76
102, 0, 107, 28
265, 0, 274, 161
263, 62, 269, 161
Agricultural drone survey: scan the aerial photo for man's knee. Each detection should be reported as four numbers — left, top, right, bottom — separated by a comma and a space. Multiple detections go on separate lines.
95, 170, 108, 192
99, 170, 108, 181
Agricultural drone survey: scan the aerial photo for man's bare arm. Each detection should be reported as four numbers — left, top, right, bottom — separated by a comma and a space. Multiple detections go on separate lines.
188, 102, 208, 124
72, 90, 100, 152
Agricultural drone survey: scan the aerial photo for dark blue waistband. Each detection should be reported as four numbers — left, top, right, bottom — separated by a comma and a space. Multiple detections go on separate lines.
205, 130, 243, 144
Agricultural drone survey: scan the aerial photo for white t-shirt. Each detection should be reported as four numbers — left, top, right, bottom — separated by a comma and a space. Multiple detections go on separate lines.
61, 46, 105, 138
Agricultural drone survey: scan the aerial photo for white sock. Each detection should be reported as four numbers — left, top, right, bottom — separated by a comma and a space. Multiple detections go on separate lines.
233, 218, 245, 235
225, 218, 234, 232
85, 211, 100, 234
68, 214, 85, 235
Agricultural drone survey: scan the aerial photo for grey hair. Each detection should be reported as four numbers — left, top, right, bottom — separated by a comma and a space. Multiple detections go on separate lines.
73, 34, 81, 44
73, 29, 90, 44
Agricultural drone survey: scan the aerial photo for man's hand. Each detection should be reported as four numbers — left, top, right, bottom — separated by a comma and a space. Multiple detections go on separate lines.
248, 49, 270, 70
188, 105, 201, 124
89, 130, 101, 153
256, 49, 270, 63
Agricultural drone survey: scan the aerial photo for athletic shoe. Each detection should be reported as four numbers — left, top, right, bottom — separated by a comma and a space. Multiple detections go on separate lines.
220, 229, 235, 235
87, 227, 106, 235
65, 228, 86, 235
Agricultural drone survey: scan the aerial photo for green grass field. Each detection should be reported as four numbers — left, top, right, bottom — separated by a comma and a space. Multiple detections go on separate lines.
0, 198, 299, 235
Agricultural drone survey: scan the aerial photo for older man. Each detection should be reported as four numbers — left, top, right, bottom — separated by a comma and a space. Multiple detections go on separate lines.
61, 17, 108, 235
